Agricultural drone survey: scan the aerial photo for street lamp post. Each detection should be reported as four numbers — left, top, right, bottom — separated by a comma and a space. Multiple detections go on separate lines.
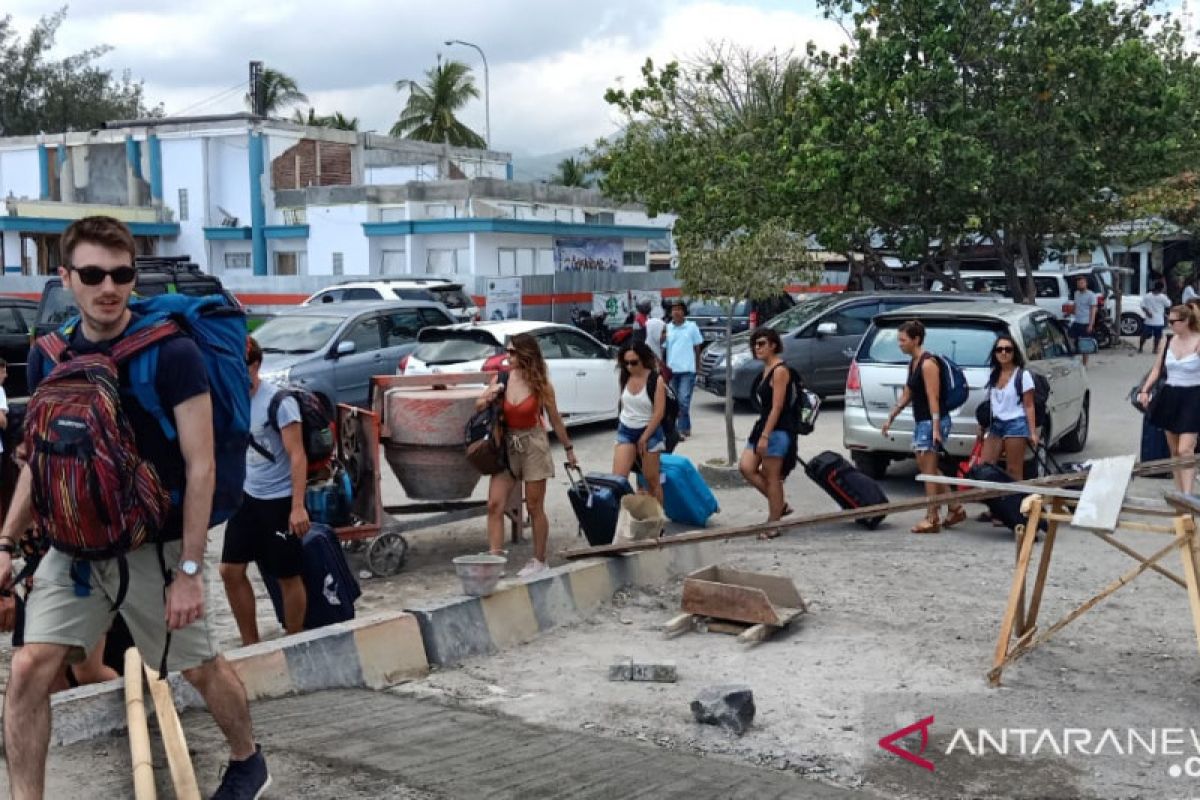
444, 39, 490, 149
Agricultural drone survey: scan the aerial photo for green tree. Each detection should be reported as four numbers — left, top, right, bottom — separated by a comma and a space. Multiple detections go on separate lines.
247, 67, 308, 117
391, 58, 485, 147
291, 107, 359, 130
0, 9, 160, 136
551, 157, 591, 187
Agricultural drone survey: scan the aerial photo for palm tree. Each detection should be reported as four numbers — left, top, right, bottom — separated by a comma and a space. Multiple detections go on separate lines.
246, 68, 308, 117
291, 108, 359, 130
551, 157, 592, 188
391, 58, 485, 148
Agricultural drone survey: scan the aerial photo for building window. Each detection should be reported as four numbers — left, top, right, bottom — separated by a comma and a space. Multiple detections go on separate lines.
425, 203, 455, 218
177, 188, 189, 222
537, 248, 555, 275
380, 249, 406, 274
275, 252, 300, 276
428, 249, 457, 274
585, 211, 615, 225
623, 250, 647, 267
224, 252, 251, 271
380, 206, 406, 223
332, 252, 344, 276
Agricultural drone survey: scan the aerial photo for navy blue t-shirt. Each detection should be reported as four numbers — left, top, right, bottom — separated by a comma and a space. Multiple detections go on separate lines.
27, 314, 210, 541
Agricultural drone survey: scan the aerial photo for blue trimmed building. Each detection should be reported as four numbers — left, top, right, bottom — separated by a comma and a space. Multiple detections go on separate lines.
0, 113, 674, 278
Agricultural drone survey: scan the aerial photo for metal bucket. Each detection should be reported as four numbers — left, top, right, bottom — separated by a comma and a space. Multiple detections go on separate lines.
384, 444, 482, 500
452, 554, 507, 597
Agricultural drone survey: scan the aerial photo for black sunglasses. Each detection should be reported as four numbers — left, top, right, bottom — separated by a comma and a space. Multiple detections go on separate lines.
623, 359, 641, 366
752, 340, 770, 348
72, 265, 136, 286
994, 346, 1015, 354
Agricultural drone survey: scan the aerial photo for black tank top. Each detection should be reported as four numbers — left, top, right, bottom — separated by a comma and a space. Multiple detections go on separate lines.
755, 362, 796, 433
908, 353, 937, 422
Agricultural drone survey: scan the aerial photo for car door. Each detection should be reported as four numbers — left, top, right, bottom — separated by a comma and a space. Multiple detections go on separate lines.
1030, 313, 1084, 440
381, 308, 428, 369
331, 313, 386, 406
0, 304, 29, 397
555, 329, 619, 416
803, 300, 880, 395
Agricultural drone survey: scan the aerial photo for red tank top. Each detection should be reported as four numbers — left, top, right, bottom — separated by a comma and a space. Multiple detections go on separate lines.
503, 393, 542, 429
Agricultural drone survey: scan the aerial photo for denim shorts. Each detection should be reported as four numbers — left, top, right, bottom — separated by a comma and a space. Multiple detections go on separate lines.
988, 416, 1031, 439
745, 430, 791, 458
912, 417, 953, 453
616, 422, 666, 452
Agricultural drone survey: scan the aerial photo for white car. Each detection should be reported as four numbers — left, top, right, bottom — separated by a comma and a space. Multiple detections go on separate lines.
304, 279, 479, 323
400, 320, 621, 426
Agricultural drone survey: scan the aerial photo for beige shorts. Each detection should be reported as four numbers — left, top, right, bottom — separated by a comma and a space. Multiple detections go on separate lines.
23, 540, 218, 672
505, 427, 555, 482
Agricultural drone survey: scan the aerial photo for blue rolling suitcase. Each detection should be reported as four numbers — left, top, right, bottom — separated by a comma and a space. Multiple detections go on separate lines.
566, 464, 632, 546
1140, 416, 1172, 478
655, 454, 719, 526
263, 522, 361, 630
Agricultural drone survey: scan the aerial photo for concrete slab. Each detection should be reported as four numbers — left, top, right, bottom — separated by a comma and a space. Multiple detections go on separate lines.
479, 585, 541, 649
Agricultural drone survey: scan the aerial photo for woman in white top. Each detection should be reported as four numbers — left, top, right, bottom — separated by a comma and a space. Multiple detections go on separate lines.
981, 335, 1039, 481
613, 342, 667, 504
1139, 304, 1200, 493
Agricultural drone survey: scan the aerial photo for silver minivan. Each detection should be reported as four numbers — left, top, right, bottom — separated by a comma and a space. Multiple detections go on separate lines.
843, 302, 1092, 478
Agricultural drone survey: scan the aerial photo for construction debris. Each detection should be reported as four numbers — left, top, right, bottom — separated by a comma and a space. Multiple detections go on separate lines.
691, 685, 756, 735
608, 658, 678, 683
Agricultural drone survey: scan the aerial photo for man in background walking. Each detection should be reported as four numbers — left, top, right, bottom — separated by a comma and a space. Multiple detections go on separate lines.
663, 301, 703, 440
1069, 275, 1098, 367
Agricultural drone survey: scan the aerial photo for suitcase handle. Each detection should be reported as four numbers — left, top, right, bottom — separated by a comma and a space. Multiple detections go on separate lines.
564, 461, 591, 494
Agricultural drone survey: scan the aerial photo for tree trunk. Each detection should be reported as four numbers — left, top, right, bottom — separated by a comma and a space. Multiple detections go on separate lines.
724, 312, 737, 466
1098, 241, 1123, 336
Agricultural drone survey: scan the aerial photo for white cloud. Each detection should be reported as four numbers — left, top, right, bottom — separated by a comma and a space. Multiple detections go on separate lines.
9, 0, 844, 154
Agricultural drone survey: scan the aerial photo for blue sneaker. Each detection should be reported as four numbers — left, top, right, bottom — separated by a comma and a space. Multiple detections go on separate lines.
211, 744, 271, 799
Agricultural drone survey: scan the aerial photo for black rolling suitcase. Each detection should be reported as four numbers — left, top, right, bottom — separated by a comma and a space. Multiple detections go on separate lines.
966, 463, 1047, 533
1140, 416, 1172, 477
566, 464, 633, 546
801, 451, 888, 529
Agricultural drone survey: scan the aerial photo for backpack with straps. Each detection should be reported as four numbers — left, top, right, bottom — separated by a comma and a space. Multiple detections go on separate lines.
646, 370, 680, 453
1016, 367, 1052, 429
250, 386, 336, 475
925, 353, 969, 412
465, 372, 510, 475
755, 363, 821, 435
24, 324, 176, 560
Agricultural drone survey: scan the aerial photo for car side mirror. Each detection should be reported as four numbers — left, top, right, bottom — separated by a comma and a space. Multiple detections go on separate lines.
1077, 337, 1098, 355
816, 322, 838, 337
334, 340, 356, 357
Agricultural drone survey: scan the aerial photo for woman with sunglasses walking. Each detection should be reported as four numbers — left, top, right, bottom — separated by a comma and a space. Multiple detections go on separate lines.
739, 328, 797, 536
477, 333, 577, 577
612, 342, 666, 503
981, 335, 1039, 481
882, 320, 967, 533
1138, 304, 1200, 494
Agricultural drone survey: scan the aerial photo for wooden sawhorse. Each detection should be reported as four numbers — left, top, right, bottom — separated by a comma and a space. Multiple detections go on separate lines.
989, 492, 1200, 686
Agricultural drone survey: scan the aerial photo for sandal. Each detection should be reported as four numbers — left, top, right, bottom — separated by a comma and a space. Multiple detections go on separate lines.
781, 504, 795, 518
943, 506, 968, 528
911, 518, 941, 534
757, 528, 781, 541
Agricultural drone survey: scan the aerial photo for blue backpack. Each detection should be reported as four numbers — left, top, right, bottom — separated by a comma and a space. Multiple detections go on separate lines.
39, 294, 251, 528
934, 354, 970, 412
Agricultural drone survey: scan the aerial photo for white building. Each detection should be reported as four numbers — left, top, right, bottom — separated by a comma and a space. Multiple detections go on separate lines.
0, 113, 674, 279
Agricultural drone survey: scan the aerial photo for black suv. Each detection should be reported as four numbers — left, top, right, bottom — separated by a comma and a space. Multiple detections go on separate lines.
34, 255, 236, 340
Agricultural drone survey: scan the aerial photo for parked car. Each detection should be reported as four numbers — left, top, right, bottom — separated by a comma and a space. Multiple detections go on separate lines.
676, 294, 797, 345
401, 320, 620, 426
699, 291, 1000, 402
303, 279, 479, 323
34, 255, 235, 340
946, 268, 1108, 321
253, 300, 456, 408
0, 296, 37, 398
843, 302, 1093, 478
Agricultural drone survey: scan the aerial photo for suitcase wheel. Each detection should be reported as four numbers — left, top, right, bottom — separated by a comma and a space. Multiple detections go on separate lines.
367, 530, 409, 577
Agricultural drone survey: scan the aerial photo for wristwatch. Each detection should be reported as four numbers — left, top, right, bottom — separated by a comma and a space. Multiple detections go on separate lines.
178, 559, 201, 577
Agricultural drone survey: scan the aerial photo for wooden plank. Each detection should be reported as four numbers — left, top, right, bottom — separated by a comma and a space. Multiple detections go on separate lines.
124, 649, 156, 800
143, 665, 202, 800
737, 624, 771, 645
662, 613, 695, 638
1166, 492, 1200, 516
919, 474, 1087, 499
559, 455, 1200, 560
1089, 530, 1187, 588
706, 620, 749, 636
692, 567, 805, 610
1174, 515, 1200, 658
1024, 499, 1062, 633
682, 579, 780, 626
990, 496, 1044, 685
1072, 455, 1136, 532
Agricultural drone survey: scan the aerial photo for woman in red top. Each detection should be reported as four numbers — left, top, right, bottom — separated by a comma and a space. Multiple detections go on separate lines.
477, 333, 577, 577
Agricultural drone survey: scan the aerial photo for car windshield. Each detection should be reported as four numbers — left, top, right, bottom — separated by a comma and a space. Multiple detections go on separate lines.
252, 314, 343, 353
687, 300, 750, 317
763, 295, 842, 333
391, 288, 437, 302
429, 287, 472, 309
860, 320, 1006, 367
413, 330, 500, 364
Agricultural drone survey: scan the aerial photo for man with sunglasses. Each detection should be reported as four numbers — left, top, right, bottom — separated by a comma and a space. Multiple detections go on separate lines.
0, 217, 268, 799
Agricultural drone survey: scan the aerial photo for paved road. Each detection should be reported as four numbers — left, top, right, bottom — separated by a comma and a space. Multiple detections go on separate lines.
7, 689, 862, 799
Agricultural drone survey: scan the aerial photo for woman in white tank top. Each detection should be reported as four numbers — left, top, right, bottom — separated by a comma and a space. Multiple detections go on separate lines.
612, 342, 667, 503
1138, 303, 1200, 493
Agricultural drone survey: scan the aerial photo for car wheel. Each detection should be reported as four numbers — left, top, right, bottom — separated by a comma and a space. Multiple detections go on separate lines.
1120, 313, 1142, 337
851, 451, 889, 480
1058, 397, 1089, 454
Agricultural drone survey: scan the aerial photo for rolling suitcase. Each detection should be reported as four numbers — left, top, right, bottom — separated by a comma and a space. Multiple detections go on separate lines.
263, 522, 361, 631
653, 453, 719, 526
801, 451, 888, 529
1140, 416, 1172, 478
566, 464, 633, 546
965, 463, 1047, 533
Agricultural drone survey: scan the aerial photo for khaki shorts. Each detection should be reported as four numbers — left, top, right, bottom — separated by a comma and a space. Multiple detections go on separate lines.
23, 540, 217, 672
505, 427, 555, 482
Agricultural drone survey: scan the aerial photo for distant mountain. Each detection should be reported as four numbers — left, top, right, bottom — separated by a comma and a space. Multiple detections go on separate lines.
510, 146, 587, 183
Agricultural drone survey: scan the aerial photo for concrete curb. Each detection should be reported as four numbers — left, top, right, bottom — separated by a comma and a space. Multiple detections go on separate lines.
45, 611, 428, 747
42, 541, 715, 744
409, 540, 718, 666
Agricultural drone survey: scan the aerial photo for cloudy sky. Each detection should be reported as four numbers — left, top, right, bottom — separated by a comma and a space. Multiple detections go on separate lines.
8, 0, 849, 156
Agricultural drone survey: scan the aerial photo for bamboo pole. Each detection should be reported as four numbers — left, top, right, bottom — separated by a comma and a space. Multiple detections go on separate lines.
143, 665, 201, 800
124, 649, 156, 800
